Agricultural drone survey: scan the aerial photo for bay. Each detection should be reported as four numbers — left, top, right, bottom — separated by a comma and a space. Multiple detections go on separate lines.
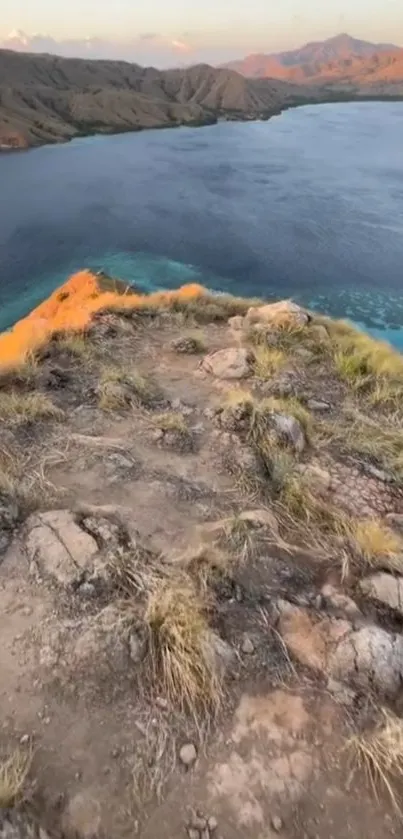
1, 101, 403, 346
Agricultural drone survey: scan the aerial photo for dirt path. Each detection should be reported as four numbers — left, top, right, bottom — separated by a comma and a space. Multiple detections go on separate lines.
1, 296, 403, 838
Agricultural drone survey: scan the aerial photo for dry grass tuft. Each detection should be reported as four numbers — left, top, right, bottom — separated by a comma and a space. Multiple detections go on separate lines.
0, 392, 63, 424
145, 579, 222, 714
253, 346, 287, 379
346, 519, 403, 573
152, 412, 187, 435
347, 709, 403, 812
56, 331, 93, 360
0, 748, 31, 808
180, 540, 234, 592
98, 365, 156, 410
330, 322, 403, 399
107, 545, 160, 597
324, 410, 403, 479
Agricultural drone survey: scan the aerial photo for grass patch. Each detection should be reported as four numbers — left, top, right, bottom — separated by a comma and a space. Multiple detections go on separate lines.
325, 411, 403, 479
253, 346, 287, 379
0, 392, 63, 424
152, 412, 187, 435
172, 331, 207, 354
145, 579, 222, 715
0, 354, 39, 389
0, 748, 31, 808
56, 331, 93, 360
98, 365, 156, 410
346, 519, 403, 574
330, 322, 403, 399
181, 540, 234, 592
170, 292, 262, 323
347, 709, 403, 813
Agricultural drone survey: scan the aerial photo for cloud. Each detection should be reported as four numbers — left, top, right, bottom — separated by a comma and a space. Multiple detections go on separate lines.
1, 29, 195, 67
171, 39, 192, 53
138, 32, 159, 41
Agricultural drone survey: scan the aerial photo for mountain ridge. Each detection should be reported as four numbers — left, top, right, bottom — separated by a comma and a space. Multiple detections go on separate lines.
0, 48, 320, 149
223, 33, 403, 90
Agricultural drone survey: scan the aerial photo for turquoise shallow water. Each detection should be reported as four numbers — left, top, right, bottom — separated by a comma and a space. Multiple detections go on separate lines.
1, 102, 403, 347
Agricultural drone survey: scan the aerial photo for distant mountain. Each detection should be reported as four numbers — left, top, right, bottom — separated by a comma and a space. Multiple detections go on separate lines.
0, 49, 316, 150
224, 33, 403, 89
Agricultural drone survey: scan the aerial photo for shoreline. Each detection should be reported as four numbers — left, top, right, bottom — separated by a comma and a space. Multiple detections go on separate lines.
2, 93, 403, 154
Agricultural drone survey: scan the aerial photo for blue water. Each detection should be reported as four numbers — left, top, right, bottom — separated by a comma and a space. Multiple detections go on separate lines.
1, 102, 403, 346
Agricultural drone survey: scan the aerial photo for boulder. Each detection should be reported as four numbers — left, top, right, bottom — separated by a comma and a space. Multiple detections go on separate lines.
201, 348, 251, 380
271, 413, 306, 453
277, 600, 403, 697
245, 301, 309, 329
25, 510, 98, 586
359, 573, 403, 617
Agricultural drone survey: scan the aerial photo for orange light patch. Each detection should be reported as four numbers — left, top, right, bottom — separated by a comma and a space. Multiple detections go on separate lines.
0, 271, 207, 370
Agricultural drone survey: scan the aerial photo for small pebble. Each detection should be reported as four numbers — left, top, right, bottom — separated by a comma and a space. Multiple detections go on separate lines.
241, 636, 254, 655
111, 746, 120, 758
190, 815, 207, 830
19, 734, 30, 745
156, 696, 169, 711
207, 816, 218, 832
74, 771, 81, 781
187, 830, 200, 839
179, 742, 197, 767
271, 815, 283, 832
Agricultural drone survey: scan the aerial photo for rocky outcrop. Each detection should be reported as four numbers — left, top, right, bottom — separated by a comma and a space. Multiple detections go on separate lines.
201, 348, 252, 380
245, 301, 309, 329
359, 573, 403, 616
277, 600, 403, 696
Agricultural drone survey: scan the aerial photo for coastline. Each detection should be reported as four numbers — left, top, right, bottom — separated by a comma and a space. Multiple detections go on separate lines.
2, 93, 403, 154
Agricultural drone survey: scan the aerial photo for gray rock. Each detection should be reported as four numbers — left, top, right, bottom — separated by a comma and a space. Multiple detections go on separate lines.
331, 624, 403, 696
78, 582, 97, 598
187, 830, 200, 839
359, 573, 403, 616
82, 516, 122, 548
25, 510, 98, 586
171, 336, 203, 354
129, 626, 148, 663
241, 635, 255, 654
306, 399, 331, 412
245, 300, 309, 328
201, 348, 251, 380
272, 412, 306, 453
207, 816, 218, 833
278, 600, 403, 697
179, 743, 197, 767
271, 815, 283, 832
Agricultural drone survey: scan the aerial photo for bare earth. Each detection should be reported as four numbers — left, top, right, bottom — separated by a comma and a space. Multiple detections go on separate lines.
1, 297, 403, 838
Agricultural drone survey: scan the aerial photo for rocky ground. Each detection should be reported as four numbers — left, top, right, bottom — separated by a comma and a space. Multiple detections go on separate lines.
1, 288, 403, 838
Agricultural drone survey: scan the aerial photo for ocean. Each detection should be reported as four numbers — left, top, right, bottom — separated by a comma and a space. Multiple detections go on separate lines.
1, 101, 403, 346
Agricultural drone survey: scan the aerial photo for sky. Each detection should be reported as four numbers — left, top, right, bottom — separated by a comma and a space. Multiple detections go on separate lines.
1, 0, 402, 66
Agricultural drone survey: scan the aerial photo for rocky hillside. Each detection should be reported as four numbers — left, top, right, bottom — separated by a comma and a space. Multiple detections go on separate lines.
224, 33, 403, 96
0, 49, 314, 149
1, 273, 403, 838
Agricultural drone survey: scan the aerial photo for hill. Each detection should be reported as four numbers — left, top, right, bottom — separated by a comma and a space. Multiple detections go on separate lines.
0, 49, 313, 149
1, 273, 403, 838
224, 33, 403, 94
